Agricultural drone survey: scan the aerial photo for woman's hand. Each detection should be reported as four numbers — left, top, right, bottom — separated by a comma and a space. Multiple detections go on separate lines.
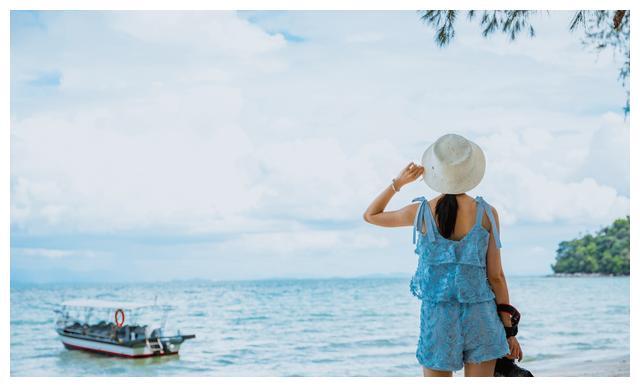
506, 336, 523, 362
394, 162, 424, 188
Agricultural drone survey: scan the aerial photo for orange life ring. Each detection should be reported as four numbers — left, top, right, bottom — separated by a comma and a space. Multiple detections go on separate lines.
114, 309, 125, 327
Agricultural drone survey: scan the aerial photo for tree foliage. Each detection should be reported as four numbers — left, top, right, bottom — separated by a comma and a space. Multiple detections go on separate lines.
551, 216, 630, 275
418, 10, 630, 114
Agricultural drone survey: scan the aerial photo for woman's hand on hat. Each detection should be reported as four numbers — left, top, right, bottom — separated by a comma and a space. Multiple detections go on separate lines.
395, 162, 424, 187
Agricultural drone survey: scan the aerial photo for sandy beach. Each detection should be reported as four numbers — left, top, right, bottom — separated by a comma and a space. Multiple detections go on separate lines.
449, 353, 630, 377
528, 353, 629, 377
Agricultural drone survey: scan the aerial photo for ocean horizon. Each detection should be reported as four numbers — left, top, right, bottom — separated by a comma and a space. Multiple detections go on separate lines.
13, 272, 606, 287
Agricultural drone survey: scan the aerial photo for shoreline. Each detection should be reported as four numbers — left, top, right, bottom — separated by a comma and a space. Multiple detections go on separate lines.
546, 273, 629, 278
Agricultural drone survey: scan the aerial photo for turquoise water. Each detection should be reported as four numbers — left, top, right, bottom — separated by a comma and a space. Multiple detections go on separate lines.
10, 276, 629, 376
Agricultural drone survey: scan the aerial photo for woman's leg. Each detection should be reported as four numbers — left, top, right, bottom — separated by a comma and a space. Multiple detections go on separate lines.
463, 359, 497, 377
423, 367, 453, 377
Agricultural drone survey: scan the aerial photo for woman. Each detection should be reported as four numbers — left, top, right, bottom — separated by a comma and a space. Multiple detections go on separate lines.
363, 134, 523, 377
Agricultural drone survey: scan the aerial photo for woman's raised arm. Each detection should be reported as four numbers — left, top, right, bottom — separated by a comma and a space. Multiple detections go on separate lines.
363, 162, 424, 227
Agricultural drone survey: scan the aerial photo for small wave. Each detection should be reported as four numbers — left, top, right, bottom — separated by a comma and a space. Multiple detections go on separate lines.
356, 310, 382, 317
520, 353, 563, 362
569, 342, 595, 350
308, 312, 334, 318
94, 292, 117, 298
356, 338, 402, 347
322, 338, 402, 350
606, 305, 628, 313
548, 330, 585, 336
230, 316, 268, 324
350, 351, 413, 360
310, 358, 339, 364
11, 319, 52, 326
299, 328, 321, 334
221, 348, 257, 358
21, 353, 57, 360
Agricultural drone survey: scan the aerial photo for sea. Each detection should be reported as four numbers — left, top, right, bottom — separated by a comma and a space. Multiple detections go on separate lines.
10, 275, 629, 377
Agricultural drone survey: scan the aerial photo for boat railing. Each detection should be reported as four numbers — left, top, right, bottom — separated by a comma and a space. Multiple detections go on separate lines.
59, 321, 154, 342
59, 322, 194, 342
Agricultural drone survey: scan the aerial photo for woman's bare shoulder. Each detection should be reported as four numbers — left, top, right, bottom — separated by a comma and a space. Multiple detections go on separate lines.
479, 200, 500, 230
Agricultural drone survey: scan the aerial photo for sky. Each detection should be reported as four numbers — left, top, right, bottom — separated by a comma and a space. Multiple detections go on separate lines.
10, 10, 629, 283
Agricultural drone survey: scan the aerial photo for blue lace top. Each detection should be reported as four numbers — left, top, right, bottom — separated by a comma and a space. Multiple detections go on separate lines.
410, 196, 502, 303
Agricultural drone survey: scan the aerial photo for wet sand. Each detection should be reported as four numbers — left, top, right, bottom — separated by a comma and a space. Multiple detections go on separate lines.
448, 353, 630, 377
528, 353, 629, 377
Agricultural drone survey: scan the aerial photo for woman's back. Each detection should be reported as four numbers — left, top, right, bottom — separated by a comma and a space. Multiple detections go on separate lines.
422, 194, 485, 241
410, 194, 501, 303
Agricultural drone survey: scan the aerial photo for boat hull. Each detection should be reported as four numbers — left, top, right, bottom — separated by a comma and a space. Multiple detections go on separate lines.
59, 334, 181, 358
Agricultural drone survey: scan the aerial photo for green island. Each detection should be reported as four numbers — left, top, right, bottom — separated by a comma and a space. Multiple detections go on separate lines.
552, 216, 630, 276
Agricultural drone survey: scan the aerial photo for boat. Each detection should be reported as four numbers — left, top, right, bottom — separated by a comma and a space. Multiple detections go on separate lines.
54, 298, 195, 358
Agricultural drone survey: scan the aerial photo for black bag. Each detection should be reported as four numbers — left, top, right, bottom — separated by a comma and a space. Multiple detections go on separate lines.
493, 304, 534, 377
494, 357, 534, 377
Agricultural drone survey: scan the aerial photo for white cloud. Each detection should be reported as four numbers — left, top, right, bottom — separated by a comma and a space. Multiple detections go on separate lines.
13, 247, 96, 259
11, 89, 264, 233
110, 11, 287, 56
575, 112, 630, 196
246, 137, 407, 221
211, 228, 390, 256
468, 113, 629, 225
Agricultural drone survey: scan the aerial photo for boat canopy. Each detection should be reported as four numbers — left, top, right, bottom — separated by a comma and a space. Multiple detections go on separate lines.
61, 299, 169, 310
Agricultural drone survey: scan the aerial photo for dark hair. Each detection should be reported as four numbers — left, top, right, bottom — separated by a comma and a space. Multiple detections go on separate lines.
435, 194, 459, 239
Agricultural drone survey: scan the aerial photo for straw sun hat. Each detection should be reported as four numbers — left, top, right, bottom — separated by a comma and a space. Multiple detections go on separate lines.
421, 133, 486, 194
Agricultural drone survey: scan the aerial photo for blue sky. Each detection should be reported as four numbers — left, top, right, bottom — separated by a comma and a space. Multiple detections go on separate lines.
10, 11, 629, 283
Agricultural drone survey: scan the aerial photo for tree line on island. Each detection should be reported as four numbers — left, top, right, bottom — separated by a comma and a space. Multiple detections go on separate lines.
552, 216, 630, 276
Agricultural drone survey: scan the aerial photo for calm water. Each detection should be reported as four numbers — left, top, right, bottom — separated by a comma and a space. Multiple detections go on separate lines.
10, 276, 629, 376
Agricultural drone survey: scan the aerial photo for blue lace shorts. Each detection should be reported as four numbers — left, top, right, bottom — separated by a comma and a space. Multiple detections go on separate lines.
416, 299, 510, 371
